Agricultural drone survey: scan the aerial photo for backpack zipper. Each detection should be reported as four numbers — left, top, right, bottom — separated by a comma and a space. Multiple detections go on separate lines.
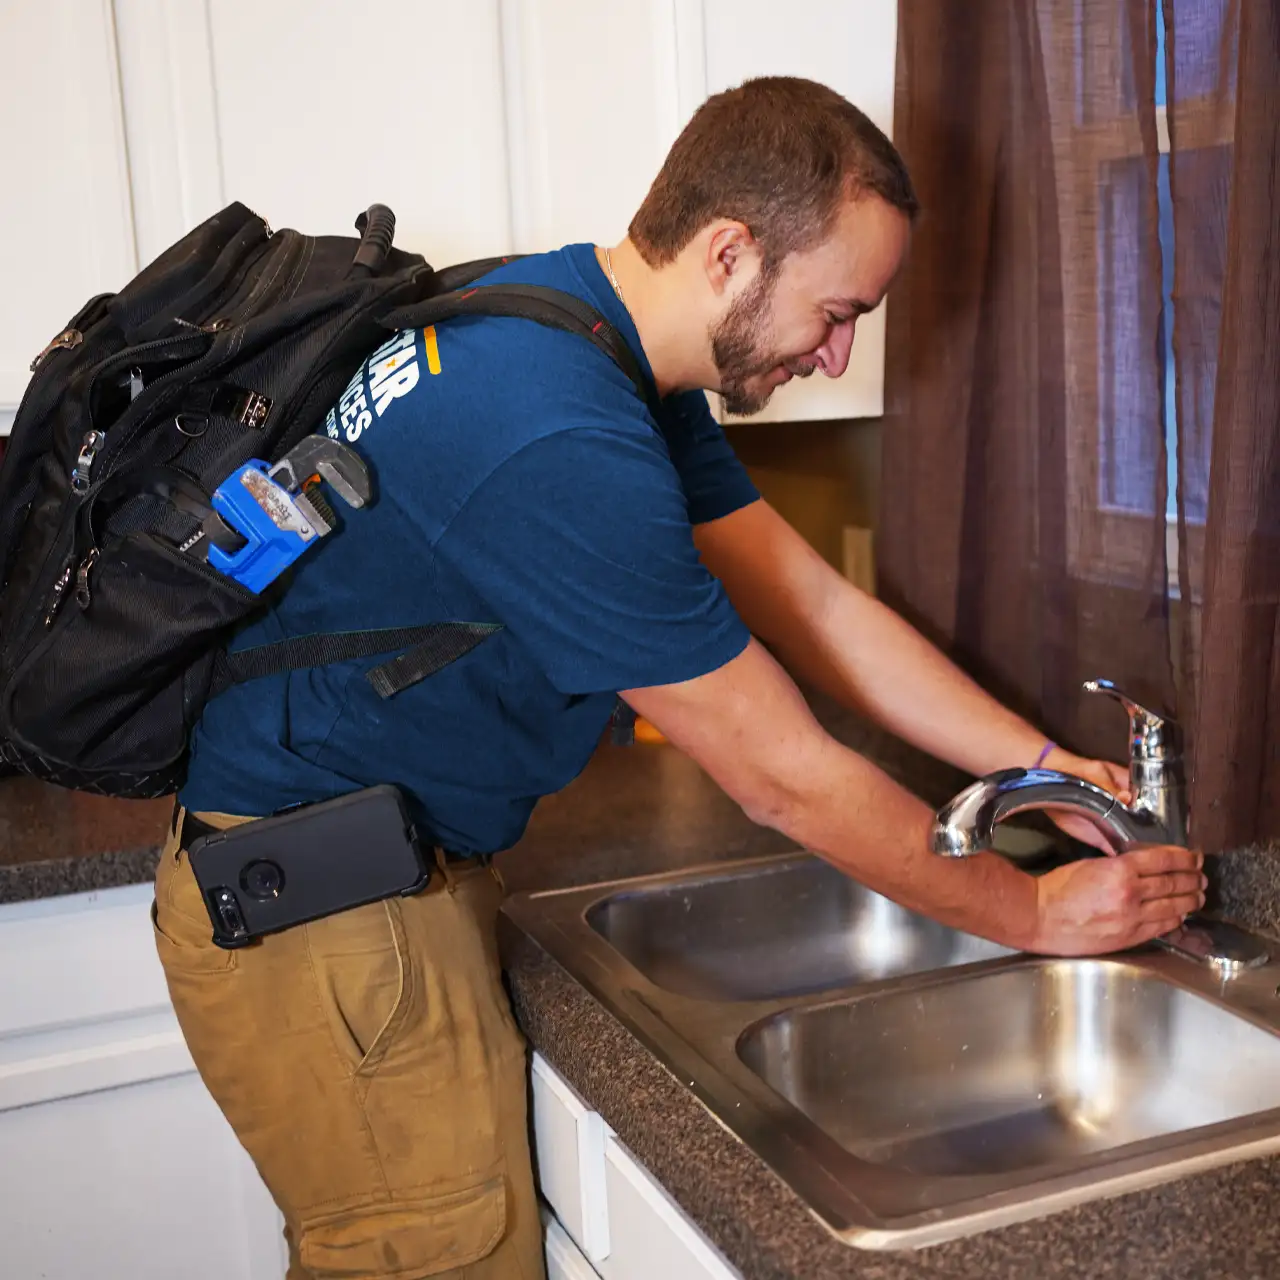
11, 334, 207, 648
20, 235, 306, 642
42, 560, 73, 628
30, 328, 84, 372
174, 232, 305, 336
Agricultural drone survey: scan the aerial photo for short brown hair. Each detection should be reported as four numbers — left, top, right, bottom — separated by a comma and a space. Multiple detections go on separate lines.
629, 76, 918, 269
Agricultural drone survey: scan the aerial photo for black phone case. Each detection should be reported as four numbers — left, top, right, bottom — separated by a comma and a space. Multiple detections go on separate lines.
187, 784, 432, 949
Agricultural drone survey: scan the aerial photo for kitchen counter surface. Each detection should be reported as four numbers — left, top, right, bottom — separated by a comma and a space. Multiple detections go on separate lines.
3, 700, 1280, 1278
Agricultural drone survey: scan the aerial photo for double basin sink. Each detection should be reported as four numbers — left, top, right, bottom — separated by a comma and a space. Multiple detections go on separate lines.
502, 853, 1280, 1248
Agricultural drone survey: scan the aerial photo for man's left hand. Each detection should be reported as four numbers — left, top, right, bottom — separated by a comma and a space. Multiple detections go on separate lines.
1039, 748, 1131, 854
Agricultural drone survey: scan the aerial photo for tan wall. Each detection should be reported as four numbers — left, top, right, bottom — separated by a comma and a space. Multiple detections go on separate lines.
726, 417, 883, 573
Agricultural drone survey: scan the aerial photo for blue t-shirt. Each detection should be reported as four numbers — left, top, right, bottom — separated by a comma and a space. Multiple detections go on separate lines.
181, 244, 759, 853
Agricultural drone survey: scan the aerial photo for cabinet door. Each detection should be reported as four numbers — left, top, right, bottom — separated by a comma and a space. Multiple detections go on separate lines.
544, 1208, 604, 1280
499, 0, 683, 252
695, 0, 900, 422
0, 885, 286, 1280
0, 0, 138, 432
0, 1071, 286, 1280
532, 1051, 611, 1262
113, 0, 516, 271
599, 1132, 742, 1280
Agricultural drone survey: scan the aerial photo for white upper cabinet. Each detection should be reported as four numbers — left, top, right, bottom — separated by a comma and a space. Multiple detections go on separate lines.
500, 0, 684, 252
0, 0, 898, 430
501, 0, 899, 422
0, 0, 138, 425
115, 0, 514, 269
698, 0, 900, 422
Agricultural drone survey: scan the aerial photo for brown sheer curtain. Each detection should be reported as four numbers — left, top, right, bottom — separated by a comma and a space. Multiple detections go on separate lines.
881, 0, 1280, 852
1169, 0, 1280, 850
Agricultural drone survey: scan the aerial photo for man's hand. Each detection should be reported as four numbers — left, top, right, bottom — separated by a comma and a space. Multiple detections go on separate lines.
1032, 845, 1206, 956
1040, 748, 1132, 853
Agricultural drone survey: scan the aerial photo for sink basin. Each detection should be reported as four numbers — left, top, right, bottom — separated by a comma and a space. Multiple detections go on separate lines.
739, 959, 1280, 1180
502, 852, 1280, 1248
587, 855, 1012, 1001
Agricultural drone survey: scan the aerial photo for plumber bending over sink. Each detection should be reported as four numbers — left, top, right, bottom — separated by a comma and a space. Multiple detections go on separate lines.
161, 77, 1203, 1279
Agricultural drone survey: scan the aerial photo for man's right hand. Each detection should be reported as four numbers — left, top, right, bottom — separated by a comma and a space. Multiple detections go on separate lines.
1032, 845, 1206, 956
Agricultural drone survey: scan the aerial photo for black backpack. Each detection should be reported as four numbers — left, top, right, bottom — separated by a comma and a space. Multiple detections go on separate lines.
0, 202, 655, 799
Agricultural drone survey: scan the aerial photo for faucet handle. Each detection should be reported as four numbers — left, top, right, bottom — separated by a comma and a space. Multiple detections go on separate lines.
1083, 679, 1182, 761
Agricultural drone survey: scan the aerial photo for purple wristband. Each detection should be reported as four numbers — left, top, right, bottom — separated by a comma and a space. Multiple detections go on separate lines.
1033, 741, 1056, 769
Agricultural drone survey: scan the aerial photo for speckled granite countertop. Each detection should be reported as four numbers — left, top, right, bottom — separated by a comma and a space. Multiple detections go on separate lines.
3, 700, 1279, 1279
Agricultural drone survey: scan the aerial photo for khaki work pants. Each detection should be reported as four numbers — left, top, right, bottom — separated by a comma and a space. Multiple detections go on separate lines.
152, 810, 545, 1280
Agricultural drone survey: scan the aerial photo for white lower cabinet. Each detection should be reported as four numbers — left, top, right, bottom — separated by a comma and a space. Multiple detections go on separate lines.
530, 1051, 743, 1280
0, 884, 287, 1280
0, 885, 739, 1279
543, 1207, 603, 1280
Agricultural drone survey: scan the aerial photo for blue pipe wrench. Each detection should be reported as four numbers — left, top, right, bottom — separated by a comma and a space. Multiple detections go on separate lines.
204, 437, 371, 593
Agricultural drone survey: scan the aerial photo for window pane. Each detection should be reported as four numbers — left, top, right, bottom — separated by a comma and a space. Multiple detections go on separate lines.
1097, 153, 1165, 515
1169, 143, 1231, 525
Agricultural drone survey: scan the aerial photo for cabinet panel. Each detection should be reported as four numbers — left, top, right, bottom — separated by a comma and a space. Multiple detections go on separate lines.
0, 0, 137, 417
0, 1071, 285, 1280
204, 0, 513, 265
599, 1132, 741, 1280
500, 0, 682, 252
113, 0, 226, 269
698, 0, 899, 422
0, 885, 285, 1280
532, 1050, 610, 1261
544, 1208, 604, 1280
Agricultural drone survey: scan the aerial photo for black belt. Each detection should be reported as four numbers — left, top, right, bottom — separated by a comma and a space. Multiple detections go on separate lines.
176, 807, 482, 865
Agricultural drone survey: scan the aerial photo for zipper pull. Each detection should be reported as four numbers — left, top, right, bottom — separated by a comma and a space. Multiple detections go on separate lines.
174, 316, 231, 335
30, 328, 84, 372
74, 549, 99, 611
127, 366, 144, 401
71, 429, 106, 494
44, 560, 74, 627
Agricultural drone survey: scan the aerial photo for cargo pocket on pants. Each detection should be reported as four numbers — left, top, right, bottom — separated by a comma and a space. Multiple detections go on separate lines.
298, 1176, 506, 1278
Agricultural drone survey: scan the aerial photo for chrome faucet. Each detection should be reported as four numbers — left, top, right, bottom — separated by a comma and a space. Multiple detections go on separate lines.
930, 679, 1268, 975
932, 680, 1185, 857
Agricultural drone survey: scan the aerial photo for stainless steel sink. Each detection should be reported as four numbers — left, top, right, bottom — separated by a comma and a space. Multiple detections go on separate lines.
503, 852, 1280, 1249
586, 855, 1012, 1001
740, 960, 1280, 1178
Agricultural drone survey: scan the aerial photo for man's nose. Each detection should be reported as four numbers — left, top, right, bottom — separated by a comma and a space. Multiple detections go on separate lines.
815, 321, 856, 378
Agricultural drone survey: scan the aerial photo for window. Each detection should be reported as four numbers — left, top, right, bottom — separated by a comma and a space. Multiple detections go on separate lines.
1051, 3, 1227, 596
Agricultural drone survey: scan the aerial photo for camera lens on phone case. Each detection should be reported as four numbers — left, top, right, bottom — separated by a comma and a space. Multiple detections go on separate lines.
211, 887, 249, 940
241, 859, 285, 900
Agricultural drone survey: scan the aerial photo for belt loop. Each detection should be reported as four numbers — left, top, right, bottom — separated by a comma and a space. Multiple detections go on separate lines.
433, 845, 458, 894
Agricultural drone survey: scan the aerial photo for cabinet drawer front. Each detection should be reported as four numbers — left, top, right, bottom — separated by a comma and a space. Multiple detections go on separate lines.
599, 1133, 741, 1280
544, 1210, 602, 1280
531, 1052, 610, 1261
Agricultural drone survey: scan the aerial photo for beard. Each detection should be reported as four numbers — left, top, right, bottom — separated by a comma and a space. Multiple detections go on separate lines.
710, 270, 816, 416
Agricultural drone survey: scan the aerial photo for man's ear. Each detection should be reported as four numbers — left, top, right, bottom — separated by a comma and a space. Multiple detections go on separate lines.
702, 221, 761, 298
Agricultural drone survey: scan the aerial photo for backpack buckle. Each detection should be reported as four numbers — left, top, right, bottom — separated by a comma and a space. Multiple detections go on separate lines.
233, 390, 273, 430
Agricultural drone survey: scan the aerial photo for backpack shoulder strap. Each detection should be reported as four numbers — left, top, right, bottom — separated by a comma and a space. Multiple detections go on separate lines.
381, 284, 663, 421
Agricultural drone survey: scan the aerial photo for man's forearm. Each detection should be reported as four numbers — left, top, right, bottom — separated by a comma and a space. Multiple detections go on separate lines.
754, 729, 1042, 949
696, 502, 1052, 777
766, 576, 1050, 778
624, 639, 1044, 949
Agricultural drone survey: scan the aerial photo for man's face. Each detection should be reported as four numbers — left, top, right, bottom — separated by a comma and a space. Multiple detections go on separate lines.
710, 195, 910, 416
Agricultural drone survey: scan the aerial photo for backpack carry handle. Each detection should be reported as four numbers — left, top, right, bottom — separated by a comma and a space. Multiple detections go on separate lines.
349, 205, 396, 278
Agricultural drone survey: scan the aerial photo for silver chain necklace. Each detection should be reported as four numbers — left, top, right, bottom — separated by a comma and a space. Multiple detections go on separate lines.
603, 246, 627, 310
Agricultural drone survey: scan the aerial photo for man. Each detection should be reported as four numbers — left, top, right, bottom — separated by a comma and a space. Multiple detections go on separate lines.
154, 77, 1204, 1278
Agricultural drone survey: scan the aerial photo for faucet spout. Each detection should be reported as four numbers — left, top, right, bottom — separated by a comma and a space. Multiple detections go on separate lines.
931, 767, 1164, 858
